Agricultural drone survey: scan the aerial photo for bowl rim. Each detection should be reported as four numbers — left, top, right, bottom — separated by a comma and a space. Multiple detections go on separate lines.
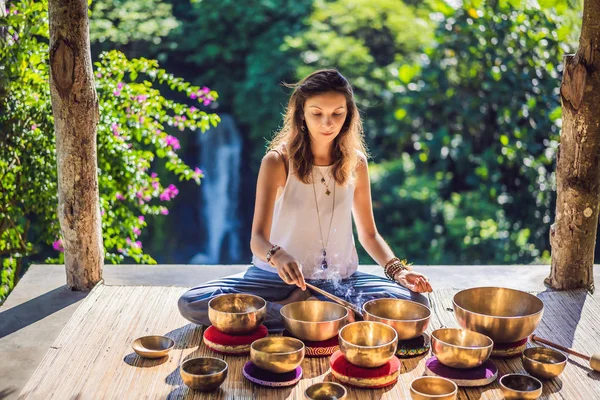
410, 376, 458, 397
132, 335, 175, 352
453, 287, 544, 320
499, 373, 543, 392
431, 328, 494, 351
208, 293, 267, 315
304, 381, 347, 399
280, 301, 349, 325
250, 336, 306, 356
362, 298, 431, 323
181, 356, 228, 376
338, 321, 398, 350
523, 346, 568, 365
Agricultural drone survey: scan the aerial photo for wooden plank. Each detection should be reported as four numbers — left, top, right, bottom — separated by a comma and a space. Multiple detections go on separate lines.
18, 286, 600, 399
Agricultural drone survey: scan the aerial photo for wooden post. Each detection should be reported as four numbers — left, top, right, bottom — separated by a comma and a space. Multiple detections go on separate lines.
547, 0, 599, 291
48, 0, 103, 290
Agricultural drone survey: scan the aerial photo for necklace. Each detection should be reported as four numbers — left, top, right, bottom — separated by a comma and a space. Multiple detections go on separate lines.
316, 167, 333, 195
311, 167, 336, 270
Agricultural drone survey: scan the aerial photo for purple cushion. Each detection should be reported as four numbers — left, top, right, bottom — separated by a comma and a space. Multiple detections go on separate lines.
242, 361, 302, 387
426, 356, 497, 380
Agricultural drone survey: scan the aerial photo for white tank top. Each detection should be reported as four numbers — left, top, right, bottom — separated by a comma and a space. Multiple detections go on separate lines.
253, 159, 359, 279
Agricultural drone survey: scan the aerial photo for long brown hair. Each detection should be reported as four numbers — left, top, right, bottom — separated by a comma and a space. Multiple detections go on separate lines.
268, 69, 367, 186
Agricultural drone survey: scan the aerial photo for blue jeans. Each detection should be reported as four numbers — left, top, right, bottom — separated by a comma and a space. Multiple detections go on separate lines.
178, 266, 429, 332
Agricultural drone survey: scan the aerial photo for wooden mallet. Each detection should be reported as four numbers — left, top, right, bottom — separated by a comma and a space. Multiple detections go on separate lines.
530, 334, 600, 372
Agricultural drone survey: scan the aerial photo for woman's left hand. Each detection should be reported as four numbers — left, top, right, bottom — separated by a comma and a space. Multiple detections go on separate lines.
394, 270, 433, 293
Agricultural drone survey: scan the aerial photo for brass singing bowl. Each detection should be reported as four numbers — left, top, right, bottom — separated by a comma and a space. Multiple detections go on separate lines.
281, 301, 348, 341
431, 328, 493, 369
250, 336, 305, 373
363, 298, 431, 340
522, 347, 567, 380
410, 376, 458, 400
180, 357, 228, 392
499, 373, 543, 399
338, 321, 398, 368
208, 293, 267, 334
453, 287, 544, 343
131, 335, 175, 359
305, 382, 347, 400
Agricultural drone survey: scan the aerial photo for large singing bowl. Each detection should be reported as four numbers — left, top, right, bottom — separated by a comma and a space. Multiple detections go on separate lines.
281, 301, 348, 341
453, 287, 544, 343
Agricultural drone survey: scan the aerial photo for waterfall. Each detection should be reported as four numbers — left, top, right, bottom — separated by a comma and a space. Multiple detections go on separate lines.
189, 113, 242, 264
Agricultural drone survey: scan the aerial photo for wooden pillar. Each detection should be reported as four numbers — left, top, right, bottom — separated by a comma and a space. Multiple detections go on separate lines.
547, 0, 600, 291
48, 0, 103, 289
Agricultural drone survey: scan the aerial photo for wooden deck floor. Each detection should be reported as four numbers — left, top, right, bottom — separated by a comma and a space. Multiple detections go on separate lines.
18, 285, 600, 399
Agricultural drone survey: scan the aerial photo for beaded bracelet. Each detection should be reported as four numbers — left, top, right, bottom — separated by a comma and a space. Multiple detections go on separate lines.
384, 259, 409, 281
266, 244, 281, 266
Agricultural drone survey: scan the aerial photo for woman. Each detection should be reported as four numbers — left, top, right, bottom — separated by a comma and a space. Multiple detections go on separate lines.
179, 69, 432, 331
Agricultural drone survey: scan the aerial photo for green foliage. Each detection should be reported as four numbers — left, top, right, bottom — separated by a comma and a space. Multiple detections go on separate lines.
0, 0, 219, 303
90, 0, 179, 46
366, 4, 569, 264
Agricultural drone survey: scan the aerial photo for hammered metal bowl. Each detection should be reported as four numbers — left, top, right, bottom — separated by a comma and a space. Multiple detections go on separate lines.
410, 376, 458, 400
499, 373, 543, 399
305, 382, 347, 400
453, 287, 544, 343
180, 357, 228, 392
431, 328, 493, 369
363, 298, 431, 340
131, 335, 175, 359
250, 336, 305, 373
208, 293, 266, 334
338, 321, 398, 368
522, 347, 567, 380
281, 301, 348, 341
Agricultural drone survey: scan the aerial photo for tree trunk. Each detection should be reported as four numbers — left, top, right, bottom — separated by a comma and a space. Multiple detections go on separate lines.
48, 0, 103, 290
547, 0, 600, 291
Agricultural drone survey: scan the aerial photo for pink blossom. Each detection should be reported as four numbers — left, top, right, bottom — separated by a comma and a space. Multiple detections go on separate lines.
202, 87, 210, 94
133, 227, 141, 235
190, 106, 198, 112
96, 73, 102, 78
138, 215, 145, 223
126, 238, 132, 245
113, 90, 121, 96
160, 184, 178, 201
190, 93, 197, 99
203, 99, 211, 106
194, 167, 203, 176
152, 181, 160, 190
136, 191, 144, 199
164, 135, 181, 150
52, 239, 64, 252
160, 209, 169, 215
31, 124, 37, 131
150, 172, 158, 178
135, 241, 142, 249
117, 82, 124, 90
116, 192, 125, 200
101, 210, 105, 216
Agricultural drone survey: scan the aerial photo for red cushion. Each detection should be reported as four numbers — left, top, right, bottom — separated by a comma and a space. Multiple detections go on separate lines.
204, 325, 268, 346
330, 350, 400, 380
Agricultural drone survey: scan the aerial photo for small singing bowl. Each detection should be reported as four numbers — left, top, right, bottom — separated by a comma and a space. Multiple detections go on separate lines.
363, 298, 431, 340
180, 357, 228, 392
338, 321, 398, 368
250, 336, 305, 373
131, 335, 175, 358
305, 382, 347, 400
522, 347, 567, 380
208, 293, 267, 334
431, 328, 493, 369
410, 376, 458, 400
499, 374, 543, 399
281, 301, 348, 341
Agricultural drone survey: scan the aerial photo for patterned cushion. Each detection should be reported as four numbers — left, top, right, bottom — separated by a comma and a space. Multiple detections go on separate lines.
242, 361, 303, 387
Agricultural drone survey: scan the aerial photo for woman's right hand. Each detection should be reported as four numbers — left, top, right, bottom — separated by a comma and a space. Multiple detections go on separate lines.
271, 250, 307, 291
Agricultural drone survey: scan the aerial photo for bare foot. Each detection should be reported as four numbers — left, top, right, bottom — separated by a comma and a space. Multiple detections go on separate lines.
275, 288, 310, 305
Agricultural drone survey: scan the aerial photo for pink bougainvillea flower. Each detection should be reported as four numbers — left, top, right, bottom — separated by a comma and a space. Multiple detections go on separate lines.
160, 209, 169, 215
116, 192, 125, 200
53, 239, 64, 252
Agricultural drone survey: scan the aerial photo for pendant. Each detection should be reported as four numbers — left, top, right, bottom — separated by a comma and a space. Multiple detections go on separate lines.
325, 189, 331, 195
321, 177, 326, 183
321, 249, 328, 270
